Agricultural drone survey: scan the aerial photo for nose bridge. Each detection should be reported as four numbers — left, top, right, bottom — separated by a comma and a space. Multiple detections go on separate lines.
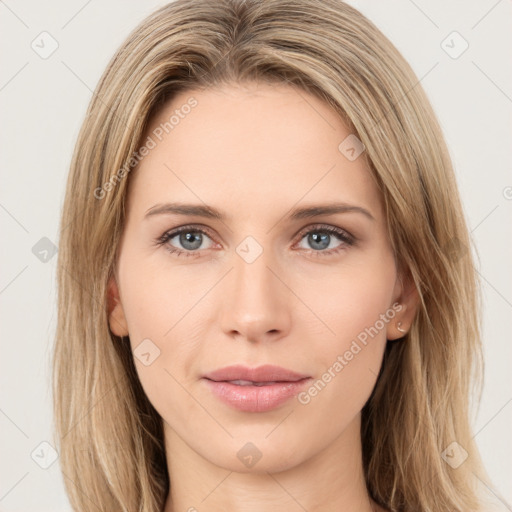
220, 238, 289, 341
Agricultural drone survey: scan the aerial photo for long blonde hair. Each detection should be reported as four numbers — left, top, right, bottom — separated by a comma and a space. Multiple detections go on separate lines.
53, 0, 491, 510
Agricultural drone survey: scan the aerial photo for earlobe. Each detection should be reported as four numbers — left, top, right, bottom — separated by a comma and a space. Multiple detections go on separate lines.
107, 276, 129, 336
387, 272, 421, 341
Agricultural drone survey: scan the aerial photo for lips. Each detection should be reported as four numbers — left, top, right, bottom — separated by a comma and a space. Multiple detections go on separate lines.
202, 364, 312, 412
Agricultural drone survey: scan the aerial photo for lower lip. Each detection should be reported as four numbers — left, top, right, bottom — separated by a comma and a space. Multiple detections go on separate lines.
203, 378, 311, 412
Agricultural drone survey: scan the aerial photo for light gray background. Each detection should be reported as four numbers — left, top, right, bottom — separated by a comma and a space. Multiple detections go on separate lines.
1, 1, 511, 510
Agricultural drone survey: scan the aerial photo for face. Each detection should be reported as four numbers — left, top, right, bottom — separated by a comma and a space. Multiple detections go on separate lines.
108, 81, 416, 474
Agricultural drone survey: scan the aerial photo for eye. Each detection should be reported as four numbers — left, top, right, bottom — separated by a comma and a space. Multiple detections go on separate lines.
155, 225, 216, 258
294, 224, 355, 256
155, 223, 356, 258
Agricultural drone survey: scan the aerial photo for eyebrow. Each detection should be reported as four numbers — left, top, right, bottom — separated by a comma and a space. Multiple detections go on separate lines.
144, 202, 375, 222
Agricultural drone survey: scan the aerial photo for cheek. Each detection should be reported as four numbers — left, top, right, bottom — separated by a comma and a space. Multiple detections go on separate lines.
118, 247, 199, 340
299, 253, 396, 409
312, 253, 396, 344
117, 247, 222, 416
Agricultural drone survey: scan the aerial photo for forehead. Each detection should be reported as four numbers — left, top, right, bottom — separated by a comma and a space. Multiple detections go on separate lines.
126, 82, 382, 222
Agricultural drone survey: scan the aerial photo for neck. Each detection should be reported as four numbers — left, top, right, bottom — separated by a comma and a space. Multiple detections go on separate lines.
162, 414, 380, 512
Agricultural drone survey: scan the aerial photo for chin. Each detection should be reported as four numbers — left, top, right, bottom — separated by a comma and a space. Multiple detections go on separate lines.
203, 437, 306, 475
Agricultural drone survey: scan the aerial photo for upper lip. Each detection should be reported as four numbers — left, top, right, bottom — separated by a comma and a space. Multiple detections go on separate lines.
203, 364, 310, 383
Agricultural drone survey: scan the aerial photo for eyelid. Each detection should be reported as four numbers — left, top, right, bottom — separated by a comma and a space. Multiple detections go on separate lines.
294, 222, 354, 241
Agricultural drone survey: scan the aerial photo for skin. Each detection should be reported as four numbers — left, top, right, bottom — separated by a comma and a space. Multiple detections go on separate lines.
108, 81, 419, 512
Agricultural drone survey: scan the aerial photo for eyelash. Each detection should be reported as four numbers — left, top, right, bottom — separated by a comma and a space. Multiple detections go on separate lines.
154, 223, 356, 259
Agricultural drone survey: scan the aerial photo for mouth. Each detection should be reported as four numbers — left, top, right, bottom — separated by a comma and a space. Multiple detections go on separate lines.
201, 364, 311, 412
218, 379, 290, 386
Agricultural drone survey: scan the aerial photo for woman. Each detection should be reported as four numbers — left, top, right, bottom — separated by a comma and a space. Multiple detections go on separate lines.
52, 0, 496, 510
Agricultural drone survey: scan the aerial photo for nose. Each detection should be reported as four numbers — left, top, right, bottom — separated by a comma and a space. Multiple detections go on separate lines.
219, 245, 291, 344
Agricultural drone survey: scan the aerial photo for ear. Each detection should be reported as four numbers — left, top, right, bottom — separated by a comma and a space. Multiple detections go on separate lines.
107, 276, 129, 337
386, 269, 420, 341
